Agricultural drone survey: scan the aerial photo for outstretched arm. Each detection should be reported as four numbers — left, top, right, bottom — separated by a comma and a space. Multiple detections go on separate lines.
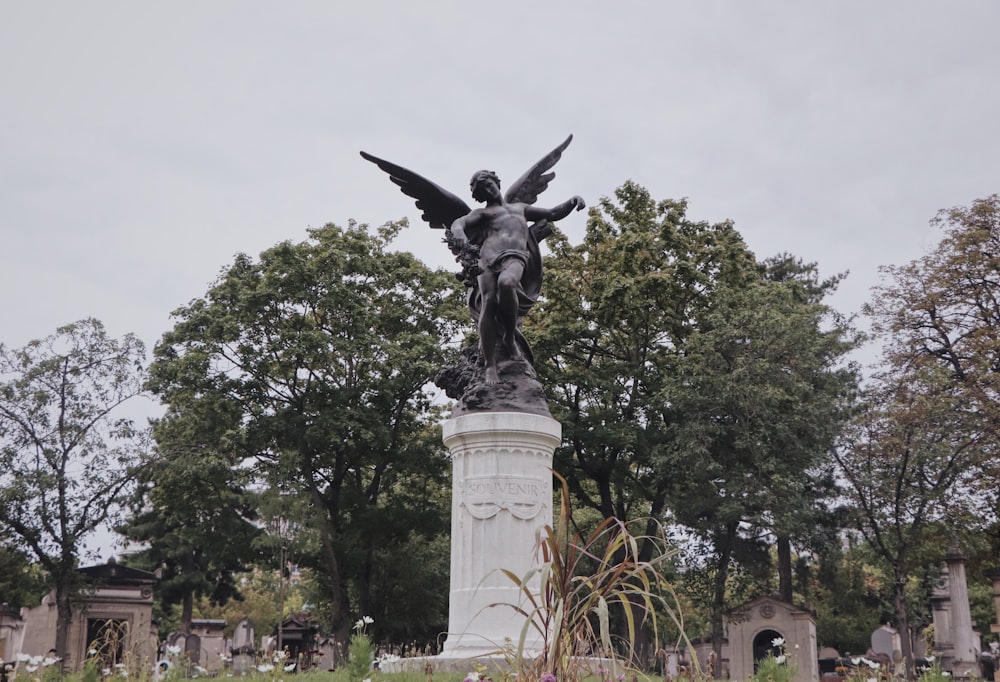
525, 196, 586, 222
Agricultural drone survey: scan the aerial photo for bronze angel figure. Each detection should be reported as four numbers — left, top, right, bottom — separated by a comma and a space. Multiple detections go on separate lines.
360, 136, 585, 396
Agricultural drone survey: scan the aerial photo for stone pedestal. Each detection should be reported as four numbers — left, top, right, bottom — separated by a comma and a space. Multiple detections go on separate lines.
440, 412, 560, 657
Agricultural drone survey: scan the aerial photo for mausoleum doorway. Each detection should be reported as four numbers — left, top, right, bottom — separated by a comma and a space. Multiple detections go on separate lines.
752, 628, 784, 671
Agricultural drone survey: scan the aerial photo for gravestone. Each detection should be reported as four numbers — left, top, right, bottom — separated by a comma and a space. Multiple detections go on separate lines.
870, 625, 900, 663
232, 617, 255, 651
315, 636, 339, 671
231, 618, 255, 676
184, 634, 201, 665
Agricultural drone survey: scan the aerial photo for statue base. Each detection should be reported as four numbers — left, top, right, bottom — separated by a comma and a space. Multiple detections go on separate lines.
439, 411, 560, 658
435, 347, 552, 417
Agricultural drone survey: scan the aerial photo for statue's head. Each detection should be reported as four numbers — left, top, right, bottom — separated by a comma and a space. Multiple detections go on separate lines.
470, 170, 501, 203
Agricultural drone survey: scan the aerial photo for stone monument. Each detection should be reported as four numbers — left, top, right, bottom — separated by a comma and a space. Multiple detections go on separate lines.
362, 138, 585, 660
931, 546, 981, 677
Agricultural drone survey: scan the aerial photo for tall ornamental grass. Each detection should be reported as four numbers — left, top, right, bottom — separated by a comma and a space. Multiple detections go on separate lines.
498, 472, 692, 682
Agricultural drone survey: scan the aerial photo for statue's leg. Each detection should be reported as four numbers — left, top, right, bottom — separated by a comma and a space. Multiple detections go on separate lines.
478, 272, 502, 384
497, 261, 525, 360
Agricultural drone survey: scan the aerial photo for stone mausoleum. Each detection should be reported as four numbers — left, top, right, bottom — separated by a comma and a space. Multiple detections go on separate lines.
16, 559, 158, 672
727, 595, 819, 682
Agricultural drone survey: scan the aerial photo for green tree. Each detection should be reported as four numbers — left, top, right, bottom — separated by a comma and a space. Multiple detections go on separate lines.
666, 260, 857, 653
0, 542, 49, 609
0, 319, 147, 666
867, 195, 1000, 440
530, 183, 858, 656
193, 567, 307, 639
836, 195, 1000, 675
832, 370, 989, 675
119, 442, 262, 635
147, 221, 461, 640
531, 182, 759, 525
810, 539, 892, 654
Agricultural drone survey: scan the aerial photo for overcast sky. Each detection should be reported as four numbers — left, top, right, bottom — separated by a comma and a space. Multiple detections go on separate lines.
3, 1, 999, 389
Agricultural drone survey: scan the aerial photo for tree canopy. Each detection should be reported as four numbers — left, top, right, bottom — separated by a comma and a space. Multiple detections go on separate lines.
530, 182, 860, 650
833, 194, 1000, 675
0, 318, 148, 665
146, 221, 463, 641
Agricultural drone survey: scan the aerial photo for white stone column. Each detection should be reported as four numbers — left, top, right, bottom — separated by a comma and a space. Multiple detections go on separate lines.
947, 548, 978, 678
440, 412, 560, 657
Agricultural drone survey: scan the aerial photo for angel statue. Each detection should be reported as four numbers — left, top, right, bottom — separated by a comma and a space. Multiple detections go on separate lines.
361, 135, 585, 415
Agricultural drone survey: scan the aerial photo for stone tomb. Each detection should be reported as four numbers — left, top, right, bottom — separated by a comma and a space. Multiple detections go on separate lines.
275, 613, 319, 665
18, 559, 158, 672
163, 620, 226, 672
728, 596, 819, 682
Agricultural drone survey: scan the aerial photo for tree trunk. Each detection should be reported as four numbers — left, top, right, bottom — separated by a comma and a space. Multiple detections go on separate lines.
710, 524, 736, 669
631, 487, 669, 664
358, 547, 373, 621
777, 535, 793, 603
893, 567, 915, 680
54, 587, 73, 673
180, 590, 194, 634
317, 519, 351, 643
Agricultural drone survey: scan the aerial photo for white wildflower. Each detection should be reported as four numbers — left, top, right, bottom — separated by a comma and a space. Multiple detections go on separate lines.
16, 654, 30, 662
851, 658, 861, 665
103, 668, 112, 676
775, 655, 787, 665
771, 637, 785, 647
43, 657, 60, 667
167, 645, 182, 655
26, 665, 39, 673
257, 664, 274, 673
362, 615, 374, 625
30, 656, 43, 666
926, 655, 936, 663
283, 663, 296, 672
864, 658, 880, 669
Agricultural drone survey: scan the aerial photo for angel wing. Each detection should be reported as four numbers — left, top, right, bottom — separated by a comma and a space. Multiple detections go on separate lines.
359, 151, 471, 229
504, 134, 573, 205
